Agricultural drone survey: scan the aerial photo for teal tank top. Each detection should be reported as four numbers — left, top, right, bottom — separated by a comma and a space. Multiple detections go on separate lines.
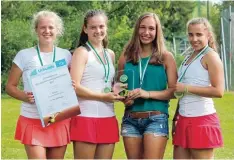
124, 57, 169, 114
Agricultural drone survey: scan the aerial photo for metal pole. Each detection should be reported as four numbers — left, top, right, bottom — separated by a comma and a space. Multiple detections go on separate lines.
198, 0, 201, 17
221, 17, 229, 91
221, 44, 224, 63
229, 5, 232, 87
207, 0, 210, 20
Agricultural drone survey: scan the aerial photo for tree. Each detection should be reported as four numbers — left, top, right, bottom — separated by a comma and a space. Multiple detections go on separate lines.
1, 1, 197, 93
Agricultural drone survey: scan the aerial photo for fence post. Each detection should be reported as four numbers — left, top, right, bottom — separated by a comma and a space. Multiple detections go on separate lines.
221, 17, 229, 91
229, 5, 232, 87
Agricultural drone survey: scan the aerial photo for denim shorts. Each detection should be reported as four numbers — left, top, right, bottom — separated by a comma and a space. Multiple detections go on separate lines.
121, 113, 169, 138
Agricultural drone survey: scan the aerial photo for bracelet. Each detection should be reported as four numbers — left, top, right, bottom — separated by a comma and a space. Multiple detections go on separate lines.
148, 91, 150, 99
184, 85, 188, 93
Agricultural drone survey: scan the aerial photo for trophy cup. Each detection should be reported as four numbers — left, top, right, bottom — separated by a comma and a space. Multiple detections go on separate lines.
113, 69, 134, 97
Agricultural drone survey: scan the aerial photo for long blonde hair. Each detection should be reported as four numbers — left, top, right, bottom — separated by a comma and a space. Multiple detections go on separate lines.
187, 17, 218, 52
124, 12, 167, 64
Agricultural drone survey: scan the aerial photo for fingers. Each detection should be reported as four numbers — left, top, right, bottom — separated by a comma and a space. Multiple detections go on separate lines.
120, 83, 128, 88
128, 88, 141, 99
104, 92, 124, 103
26, 91, 33, 95
130, 94, 139, 100
25, 91, 35, 104
114, 94, 125, 101
125, 99, 134, 106
175, 82, 186, 92
71, 80, 76, 90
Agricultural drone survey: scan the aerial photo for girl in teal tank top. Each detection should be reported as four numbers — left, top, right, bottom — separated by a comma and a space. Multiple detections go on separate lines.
118, 13, 177, 159
124, 58, 169, 113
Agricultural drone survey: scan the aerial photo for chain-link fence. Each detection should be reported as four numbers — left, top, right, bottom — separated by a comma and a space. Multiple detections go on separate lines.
221, 5, 234, 91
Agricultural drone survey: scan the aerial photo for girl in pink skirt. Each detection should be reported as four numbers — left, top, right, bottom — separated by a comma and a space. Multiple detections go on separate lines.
6, 10, 74, 159
70, 10, 124, 159
172, 17, 224, 159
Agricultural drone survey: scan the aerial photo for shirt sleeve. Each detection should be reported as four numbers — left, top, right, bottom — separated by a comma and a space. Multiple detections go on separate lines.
13, 50, 24, 71
66, 50, 72, 68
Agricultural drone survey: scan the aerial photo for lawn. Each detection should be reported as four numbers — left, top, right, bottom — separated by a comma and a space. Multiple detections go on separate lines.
1, 92, 234, 159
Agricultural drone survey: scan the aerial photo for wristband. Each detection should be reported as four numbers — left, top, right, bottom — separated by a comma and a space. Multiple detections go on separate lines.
184, 85, 188, 93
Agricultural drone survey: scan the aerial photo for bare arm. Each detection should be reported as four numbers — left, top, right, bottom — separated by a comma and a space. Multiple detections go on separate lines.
6, 63, 34, 103
107, 48, 115, 65
149, 52, 177, 100
116, 53, 126, 79
70, 47, 124, 102
118, 53, 125, 72
176, 51, 224, 98
127, 52, 177, 101
70, 47, 102, 100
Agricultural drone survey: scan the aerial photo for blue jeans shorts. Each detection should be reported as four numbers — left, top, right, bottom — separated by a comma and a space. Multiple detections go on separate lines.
121, 113, 169, 138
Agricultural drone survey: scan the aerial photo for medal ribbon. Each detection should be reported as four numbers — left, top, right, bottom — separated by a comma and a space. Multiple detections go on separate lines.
86, 41, 110, 83
177, 45, 209, 82
139, 56, 151, 88
36, 45, 56, 66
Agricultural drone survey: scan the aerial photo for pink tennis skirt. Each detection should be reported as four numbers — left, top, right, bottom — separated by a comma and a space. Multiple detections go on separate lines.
70, 116, 119, 144
173, 113, 223, 149
15, 115, 71, 147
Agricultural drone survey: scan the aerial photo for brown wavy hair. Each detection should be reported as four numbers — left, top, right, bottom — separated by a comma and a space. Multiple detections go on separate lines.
123, 12, 167, 65
187, 17, 218, 52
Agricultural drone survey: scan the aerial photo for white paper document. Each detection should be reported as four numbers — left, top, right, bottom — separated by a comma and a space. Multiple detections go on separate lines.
29, 59, 79, 127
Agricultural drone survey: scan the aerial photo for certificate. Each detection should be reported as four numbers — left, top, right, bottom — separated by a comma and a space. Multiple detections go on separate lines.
29, 59, 79, 127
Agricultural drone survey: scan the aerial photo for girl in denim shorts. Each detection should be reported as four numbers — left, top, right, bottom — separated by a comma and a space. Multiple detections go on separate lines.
117, 12, 177, 159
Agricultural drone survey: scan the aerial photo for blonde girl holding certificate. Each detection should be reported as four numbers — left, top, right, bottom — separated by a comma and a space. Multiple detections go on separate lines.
6, 11, 73, 159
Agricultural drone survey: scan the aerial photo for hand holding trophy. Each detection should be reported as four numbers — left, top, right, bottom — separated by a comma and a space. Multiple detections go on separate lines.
113, 69, 135, 98
113, 74, 128, 97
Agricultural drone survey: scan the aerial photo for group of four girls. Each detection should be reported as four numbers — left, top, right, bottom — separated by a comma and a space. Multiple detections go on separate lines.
6, 9, 224, 159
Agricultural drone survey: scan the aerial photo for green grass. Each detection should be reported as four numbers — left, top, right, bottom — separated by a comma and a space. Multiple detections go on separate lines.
2, 92, 234, 159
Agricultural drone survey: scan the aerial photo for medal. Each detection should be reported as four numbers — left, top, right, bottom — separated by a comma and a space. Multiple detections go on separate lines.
177, 45, 209, 82
174, 92, 184, 99
120, 74, 128, 83
86, 42, 111, 93
175, 45, 209, 99
104, 87, 111, 93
